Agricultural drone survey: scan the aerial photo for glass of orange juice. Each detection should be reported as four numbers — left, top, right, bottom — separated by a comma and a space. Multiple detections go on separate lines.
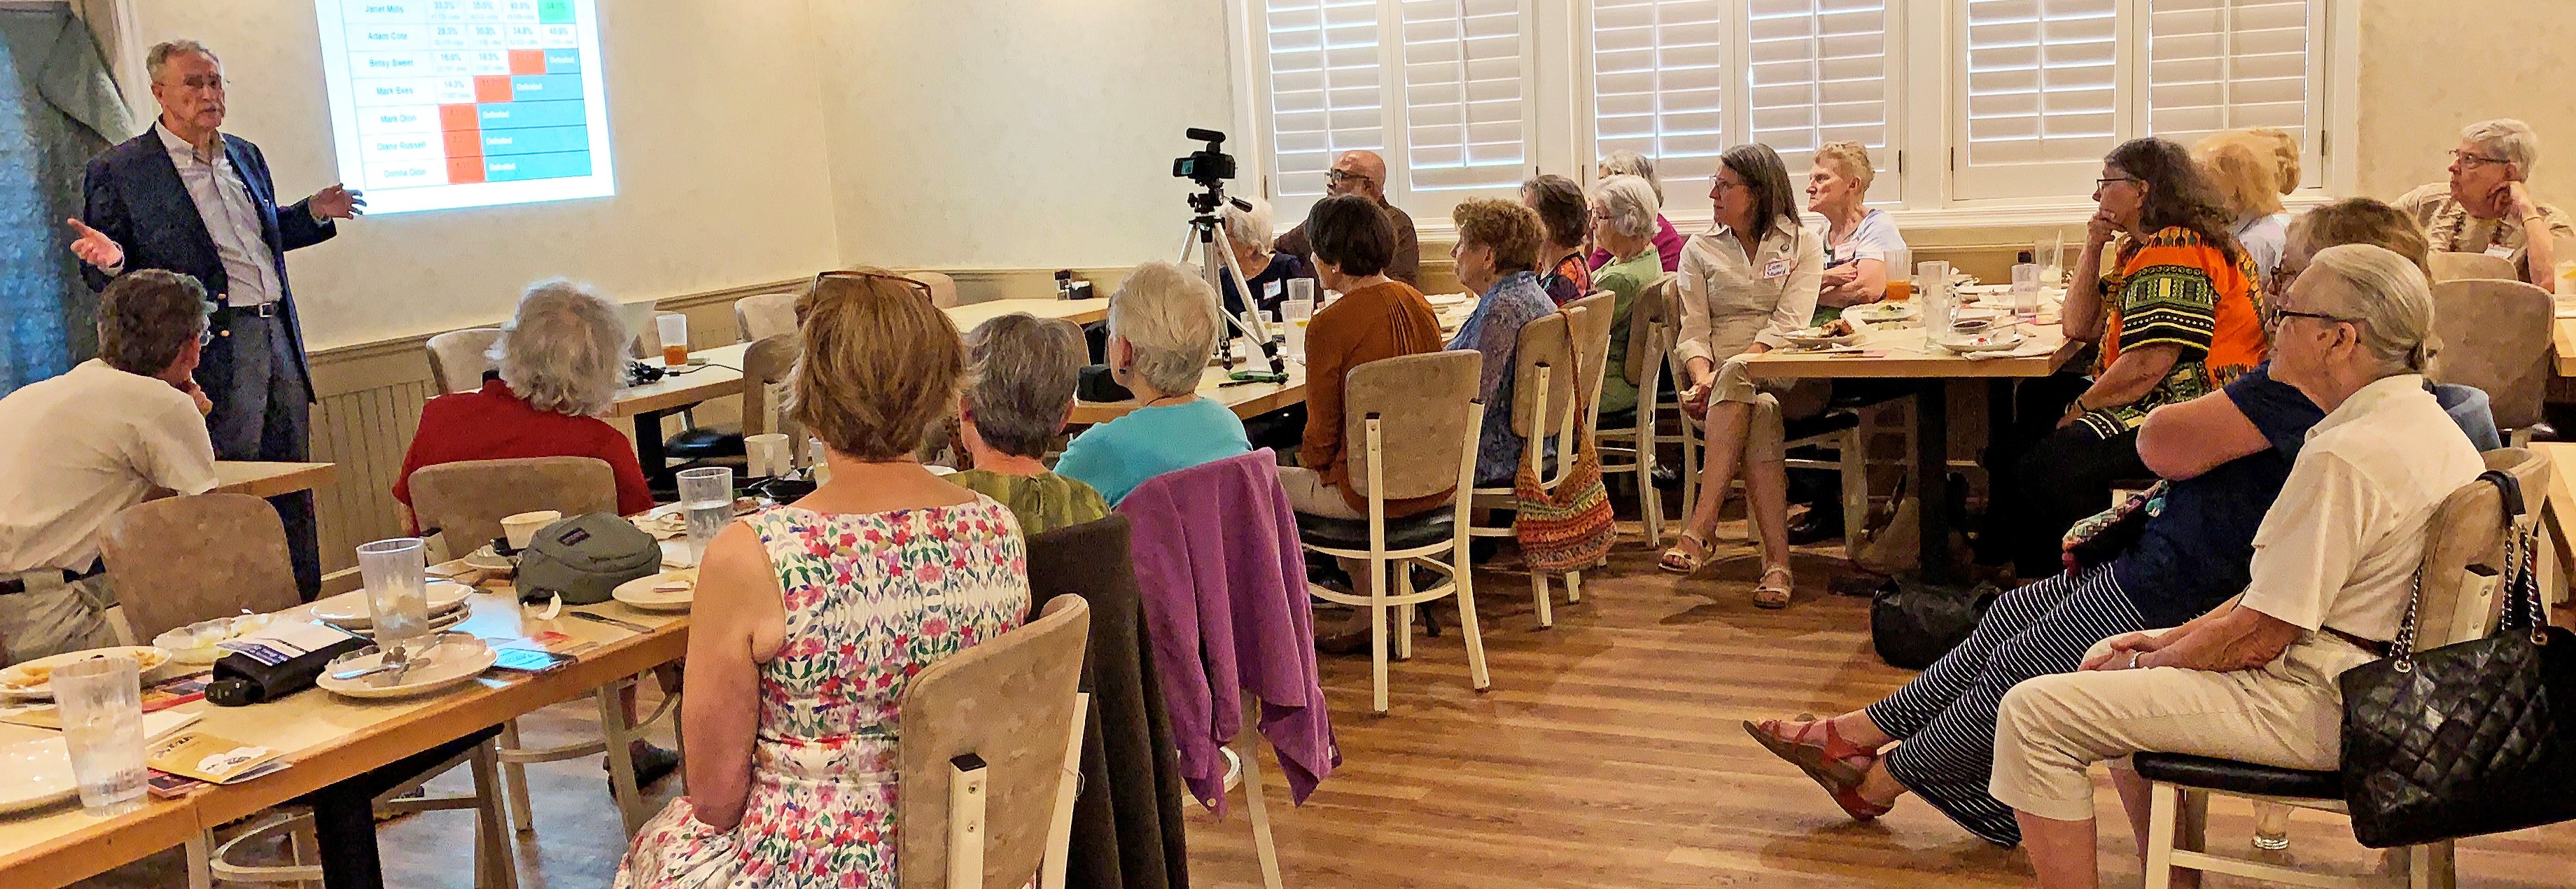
656, 314, 689, 366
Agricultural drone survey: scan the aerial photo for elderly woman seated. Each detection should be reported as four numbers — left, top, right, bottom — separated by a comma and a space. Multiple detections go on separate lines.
1590, 149, 1686, 273
1446, 198, 1560, 486
1219, 196, 1315, 318
1523, 174, 1592, 305
1994, 244, 2484, 889
951, 314, 1107, 535
394, 279, 656, 527
1740, 200, 2487, 846
391, 279, 673, 784
1278, 194, 1446, 520
1588, 174, 1664, 421
2193, 129, 2299, 286
1807, 141, 1905, 321
1054, 260, 1252, 505
2398, 118, 2572, 286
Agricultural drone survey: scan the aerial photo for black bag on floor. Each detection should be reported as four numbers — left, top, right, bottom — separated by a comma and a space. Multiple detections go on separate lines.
1870, 577, 1999, 670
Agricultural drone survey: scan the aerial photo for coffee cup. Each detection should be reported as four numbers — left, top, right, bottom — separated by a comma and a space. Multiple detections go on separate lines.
500, 510, 562, 552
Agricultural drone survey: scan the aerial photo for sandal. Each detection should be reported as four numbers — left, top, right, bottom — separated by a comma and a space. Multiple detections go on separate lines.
1660, 530, 1709, 574
1754, 566, 1793, 609
1743, 716, 1893, 820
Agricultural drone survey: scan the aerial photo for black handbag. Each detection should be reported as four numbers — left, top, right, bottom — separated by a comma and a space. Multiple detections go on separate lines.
1869, 576, 1999, 670
2339, 470, 2576, 848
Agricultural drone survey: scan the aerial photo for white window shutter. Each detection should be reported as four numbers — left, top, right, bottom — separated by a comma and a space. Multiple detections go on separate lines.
1956, 0, 2121, 200
1591, 0, 1730, 192
1400, 0, 1529, 192
2147, 0, 2314, 187
1264, 0, 1386, 203
1745, 0, 1893, 200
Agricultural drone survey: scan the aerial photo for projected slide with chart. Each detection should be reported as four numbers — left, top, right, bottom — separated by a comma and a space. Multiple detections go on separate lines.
314, 1, 614, 215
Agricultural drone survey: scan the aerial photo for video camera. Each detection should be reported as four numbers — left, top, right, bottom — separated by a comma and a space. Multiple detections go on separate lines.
1175, 128, 1242, 217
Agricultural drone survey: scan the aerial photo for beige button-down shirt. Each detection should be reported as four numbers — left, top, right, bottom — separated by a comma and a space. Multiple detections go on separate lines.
2395, 181, 2575, 282
154, 121, 281, 306
2239, 374, 2485, 641
1672, 220, 1825, 367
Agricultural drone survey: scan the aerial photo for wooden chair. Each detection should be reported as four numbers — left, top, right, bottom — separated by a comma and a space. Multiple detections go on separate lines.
1296, 350, 1490, 715
100, 494, 514, 889
897, 596, 1090, 889
2427, 251, 2519, 283
739, 334, 801, 440
1595, 273, 1676, 545
1464, 309, 1591, 627
2429, 278, 2554, 444
911, 270, 962, 309
424, 328, 503, 396
404, 456, 674, 837
99, 493, 304, 643
732, 291, 798, 343
2134, 447, 2547, 889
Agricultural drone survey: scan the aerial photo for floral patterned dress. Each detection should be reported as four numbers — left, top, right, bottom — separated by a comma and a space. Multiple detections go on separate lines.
615, 499, 1030, 888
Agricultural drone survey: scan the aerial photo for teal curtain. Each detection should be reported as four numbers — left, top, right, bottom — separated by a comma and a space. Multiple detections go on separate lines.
0, 6, 130, 395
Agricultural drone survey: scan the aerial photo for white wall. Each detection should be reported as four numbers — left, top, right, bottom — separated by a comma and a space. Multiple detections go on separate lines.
125, 0, 842, 351
809, 0, 1234, 272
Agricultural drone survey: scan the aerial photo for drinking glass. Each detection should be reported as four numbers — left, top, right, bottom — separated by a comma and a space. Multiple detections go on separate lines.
678, 466, 735, 566
1917, 260, 1954, 332
356, 538, 430, 647
1884, 247, 1912, 301
2010, 262, 2043, 321
1287, 278, 1315, 307
656, 314, 690, 367
1282, 298, 1315, 360
55, 657, 146, 817
2253, 800, 2294, 850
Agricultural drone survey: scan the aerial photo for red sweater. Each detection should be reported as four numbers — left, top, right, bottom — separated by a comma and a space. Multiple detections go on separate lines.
392, 379, 656, 528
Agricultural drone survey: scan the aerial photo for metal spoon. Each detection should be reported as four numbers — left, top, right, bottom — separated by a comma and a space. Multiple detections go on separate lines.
332, 644, 412, 683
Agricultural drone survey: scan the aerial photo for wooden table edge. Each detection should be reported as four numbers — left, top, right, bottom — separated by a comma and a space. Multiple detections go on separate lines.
0, 800, 200, 889
211, 462, 337, 499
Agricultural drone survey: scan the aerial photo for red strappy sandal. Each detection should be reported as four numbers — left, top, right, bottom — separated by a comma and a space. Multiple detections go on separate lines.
1744, 716, 1893, 820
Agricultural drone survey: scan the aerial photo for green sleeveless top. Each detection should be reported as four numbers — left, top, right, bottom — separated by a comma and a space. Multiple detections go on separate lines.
947, 469, 1110, 537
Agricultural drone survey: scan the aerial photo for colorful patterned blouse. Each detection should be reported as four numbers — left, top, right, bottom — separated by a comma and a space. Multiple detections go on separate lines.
1540, 250, 1593, 307
614, 500, 1030, 888
2081, 227, 2268, 439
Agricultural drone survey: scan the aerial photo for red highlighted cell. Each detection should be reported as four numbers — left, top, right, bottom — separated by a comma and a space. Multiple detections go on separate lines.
508, 50, 547, 76
443, 129, 484, 158
438, 104, 481, 132
473, 76, 514, 104
447, 155, 486, 184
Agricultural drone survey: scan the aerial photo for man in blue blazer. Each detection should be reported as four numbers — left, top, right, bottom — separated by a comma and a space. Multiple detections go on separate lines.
67, 40, 363, 597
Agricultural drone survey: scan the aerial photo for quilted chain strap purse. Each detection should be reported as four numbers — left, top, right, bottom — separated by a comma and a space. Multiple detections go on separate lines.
2339, 470, 2576, 848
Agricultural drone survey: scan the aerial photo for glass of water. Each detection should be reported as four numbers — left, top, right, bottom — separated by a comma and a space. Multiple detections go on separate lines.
678, 465, 736, 566
2010, 262, 2044, 322
55, 656, 147, 817
356, 538, 430, 648
1282, 298, 1315, 360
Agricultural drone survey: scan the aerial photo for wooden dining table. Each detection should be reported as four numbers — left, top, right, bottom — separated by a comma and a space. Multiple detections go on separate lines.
0, 566, 690, 889
2553, 318, 2576, 377
211, 461, 337, 498
1745, 316, 2081, 585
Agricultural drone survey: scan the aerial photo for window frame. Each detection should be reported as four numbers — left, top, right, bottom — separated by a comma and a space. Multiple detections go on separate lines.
1224, 0, 2357, 241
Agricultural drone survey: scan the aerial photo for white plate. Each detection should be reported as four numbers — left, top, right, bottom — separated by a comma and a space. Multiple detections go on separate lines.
1782, 332, 1861, 349
311, 582, 472, 629
1424, 293, 1471, 307
1938, 330, 2028, 353
0, 738, 76, 815
351, 608, 469, 640
152, 614, 278, 666
0, 647, 174, 701
460, 546, 515, 572
316, 636, 498, 700
1842, 302, 1920, 324
612, 569, 698, 612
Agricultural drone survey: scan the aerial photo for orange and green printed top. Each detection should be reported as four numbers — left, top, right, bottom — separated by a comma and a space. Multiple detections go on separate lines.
2082, 226, 2268, 438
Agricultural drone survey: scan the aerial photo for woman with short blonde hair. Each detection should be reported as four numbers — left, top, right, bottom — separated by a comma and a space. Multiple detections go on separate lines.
1052, 261, 1254, 505
620, 267, 1033, 888
2192, 129, 2295, 284
1806, 141, 1905, 319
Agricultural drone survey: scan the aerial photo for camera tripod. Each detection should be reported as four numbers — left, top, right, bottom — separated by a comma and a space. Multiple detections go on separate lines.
1170, 127, 1286, 379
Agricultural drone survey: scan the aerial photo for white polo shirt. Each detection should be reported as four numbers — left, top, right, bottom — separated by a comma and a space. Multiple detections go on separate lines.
2239, 374, 2486, 641
0, 360, 219, 573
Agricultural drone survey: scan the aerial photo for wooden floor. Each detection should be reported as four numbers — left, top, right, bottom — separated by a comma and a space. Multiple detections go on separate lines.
71, 520, 2576, 888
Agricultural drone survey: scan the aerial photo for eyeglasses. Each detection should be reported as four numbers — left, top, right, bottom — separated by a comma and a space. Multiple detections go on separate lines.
2094, 176, 2141, 188
1709, 176, 1746, 192
1323, 169, 1374, 187
2268, 307, 2358, 330
2451, 150, 2510, 169
159, 75, 223, 92
810, 270, 934, 302
2266, 263, 2302, 298
198, 327, 215, 346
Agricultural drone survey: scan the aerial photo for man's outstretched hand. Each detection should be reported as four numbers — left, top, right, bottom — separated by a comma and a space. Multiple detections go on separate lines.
66, 218, 122, 269
309, 183, 366, 219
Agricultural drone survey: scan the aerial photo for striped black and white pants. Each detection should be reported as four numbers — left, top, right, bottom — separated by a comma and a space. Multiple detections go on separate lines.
1862, 566, 2146, 846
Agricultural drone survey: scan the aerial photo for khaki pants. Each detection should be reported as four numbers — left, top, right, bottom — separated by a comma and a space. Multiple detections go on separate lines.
1989, 630, 2379, 822
1704, 356, 1827, 463
1279, 466, 1366, 520
0, 572, 120, 666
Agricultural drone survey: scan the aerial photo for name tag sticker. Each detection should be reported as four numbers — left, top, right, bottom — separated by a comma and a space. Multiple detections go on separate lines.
2486, 243, 2516, 260
1763, 258, 1790, 279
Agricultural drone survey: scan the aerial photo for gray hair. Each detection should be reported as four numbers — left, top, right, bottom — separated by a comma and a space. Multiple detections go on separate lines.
1107, 261, 1220, 396
1600, 148, 1665, 206
965, 314, 1086, 458
1223, 197, 1275, 253
1593, 174, 1661, 241
2463, 118, 2540, 177
2306, 243, 2439, 375
146, 41, 218, 83
490, 279, 629, 416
